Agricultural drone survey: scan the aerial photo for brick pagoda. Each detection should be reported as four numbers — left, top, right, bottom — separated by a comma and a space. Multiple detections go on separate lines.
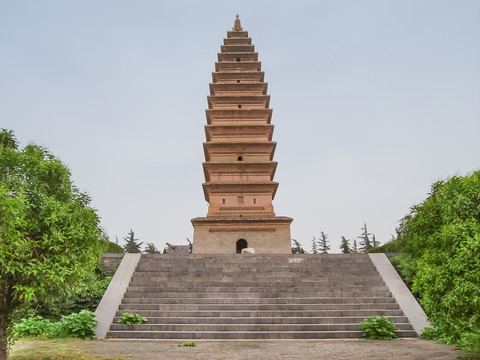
191, 15, 293, 254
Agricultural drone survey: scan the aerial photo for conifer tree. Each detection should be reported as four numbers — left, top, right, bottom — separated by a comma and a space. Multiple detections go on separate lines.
144, 242, 159, 253
340, 236, 352, 254
311, 236, 318, 254
318, 231, 330, 254
371, 234, 380, 248
353, 239, 359, 254
358, 222, 372, 252
123, 229, 143, 253
291, 239, 305, 254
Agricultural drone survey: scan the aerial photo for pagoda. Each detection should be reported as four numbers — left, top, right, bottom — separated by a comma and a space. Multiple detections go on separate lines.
191, 15, 293, 254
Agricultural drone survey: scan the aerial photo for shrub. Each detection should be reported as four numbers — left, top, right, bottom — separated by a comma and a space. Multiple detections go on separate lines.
14, 316, 60, 338
117, 313, 147, 326
179, 342, 196, 347
14, 310, 96, 340
58, 310, 96, 339
360, 316, 399, 340
458, 331, 480, 354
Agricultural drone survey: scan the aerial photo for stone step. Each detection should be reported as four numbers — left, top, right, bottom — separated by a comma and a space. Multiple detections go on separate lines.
134, 264, 378, 271
109, 323, 414, 332
132, 271, 381, 282
121, 297, 396, 305
118, 303, 400, 311
115, 315, 410, 325
125, 285, 389, 293
130, 274, 382, 281
128, 280, 385, 288
115, 309, 405, 318
107, 329, 418, 339
123, 290, 393, 299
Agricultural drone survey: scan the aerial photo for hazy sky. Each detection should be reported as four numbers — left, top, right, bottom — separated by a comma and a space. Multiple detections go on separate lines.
2, 1, 479, 253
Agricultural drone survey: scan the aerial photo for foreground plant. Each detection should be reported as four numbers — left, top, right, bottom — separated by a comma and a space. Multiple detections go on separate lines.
178, 342, 196, 347
14, 310, 96, 340
360, 316, 399, 340
117, 313, 147, 326
0, 129, 103, 359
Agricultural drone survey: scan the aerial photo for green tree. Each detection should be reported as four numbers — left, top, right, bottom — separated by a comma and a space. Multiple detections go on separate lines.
358, 222, 372, 252
100, 230, 124, 254
352, 239, 359, 254
186, 238, 193, 254
0, 130, 102, 359
393, 172, 480, 351
144, 242, 159, 254
123, 229, 142, 253
340, 236, 352, 254
310, 236, 317, 254
291, 239, 305, 254
318, 231, 330, 254
371, 234, 380, 248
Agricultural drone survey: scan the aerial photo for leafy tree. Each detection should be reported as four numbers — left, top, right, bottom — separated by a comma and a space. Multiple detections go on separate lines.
0, 129, 102, 359
144, 243, 159, 254
391, 172, 480, 352
340, 236, 352, 254
123, 229, 142, 253
358, 222, 372, 252
310, 236, 317, 254
100, 230, 123, 254
318, 231, 330, 254
291, 239, 305, 254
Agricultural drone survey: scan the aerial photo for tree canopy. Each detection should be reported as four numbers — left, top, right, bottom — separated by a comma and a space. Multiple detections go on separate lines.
392, 171, 480, 352
0, 129, 103, 359
123, 229, 142, 253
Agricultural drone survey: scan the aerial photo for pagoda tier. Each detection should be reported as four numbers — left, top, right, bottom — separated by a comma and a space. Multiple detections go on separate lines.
206, 109, 272, 125
212, 72, 265, 84
191, 15, 292, 254
203, 142, 277, 162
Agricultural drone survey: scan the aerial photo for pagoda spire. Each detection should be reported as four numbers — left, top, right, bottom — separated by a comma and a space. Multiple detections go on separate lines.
232, 14, 243, 31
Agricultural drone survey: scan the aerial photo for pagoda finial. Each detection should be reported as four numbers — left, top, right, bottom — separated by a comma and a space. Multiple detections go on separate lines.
233, 14, 243, 31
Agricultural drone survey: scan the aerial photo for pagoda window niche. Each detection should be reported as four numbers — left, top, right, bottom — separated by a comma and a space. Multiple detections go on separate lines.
236, 239, 248, 253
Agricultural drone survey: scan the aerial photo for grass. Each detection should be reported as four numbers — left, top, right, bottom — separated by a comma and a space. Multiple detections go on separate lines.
10, 338, 123, 360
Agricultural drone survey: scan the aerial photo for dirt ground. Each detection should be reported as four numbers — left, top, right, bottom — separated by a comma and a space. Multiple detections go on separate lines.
73, 338, 462, 360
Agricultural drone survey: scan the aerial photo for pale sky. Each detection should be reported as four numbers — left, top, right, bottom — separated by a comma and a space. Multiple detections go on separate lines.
2, 1, 479, 253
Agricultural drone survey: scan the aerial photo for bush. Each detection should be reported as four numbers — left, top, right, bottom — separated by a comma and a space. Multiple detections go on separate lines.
178, 342, 196, 347
117, 313, 147, 326
36, 264, 112, 319
58, 310, 96, 339
360, 316, 399, 340
458, 331, 480, 354
14, 310, 96, 340
14, 316, 60, 338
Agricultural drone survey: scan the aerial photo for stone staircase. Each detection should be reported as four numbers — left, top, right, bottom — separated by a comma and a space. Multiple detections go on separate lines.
106, 254, 417, 339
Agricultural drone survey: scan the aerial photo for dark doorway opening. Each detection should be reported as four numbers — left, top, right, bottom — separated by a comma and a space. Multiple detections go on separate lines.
236, 239, 248, 253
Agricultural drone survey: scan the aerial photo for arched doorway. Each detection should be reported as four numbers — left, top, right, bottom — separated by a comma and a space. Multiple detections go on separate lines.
236, 239, 248, 254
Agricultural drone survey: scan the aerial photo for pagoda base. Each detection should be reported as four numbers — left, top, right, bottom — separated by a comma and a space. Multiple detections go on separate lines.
191, 216, 293, 254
